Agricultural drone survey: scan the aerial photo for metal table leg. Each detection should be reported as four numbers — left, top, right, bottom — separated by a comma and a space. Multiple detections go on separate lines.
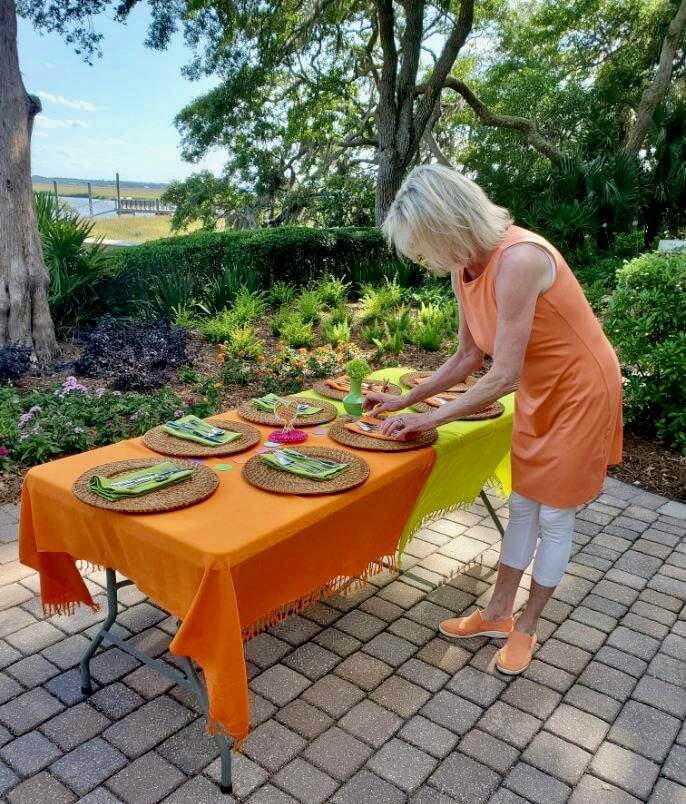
480, 490, 505, 536
79, 568, 233, 794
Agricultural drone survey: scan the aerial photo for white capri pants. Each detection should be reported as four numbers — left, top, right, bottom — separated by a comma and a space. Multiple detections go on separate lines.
500, 491, 576, 587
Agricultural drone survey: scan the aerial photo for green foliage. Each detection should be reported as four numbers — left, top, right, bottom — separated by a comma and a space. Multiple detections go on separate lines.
346, 358, 372, 382
370, 306, 413, 354
106, 228, 418, 316
35, 192, 114, 333
222, 354, 258, 386
606, 251, 686, 451
0, 380, 186, 468
411, 322, 444, 351
269, 281, 296, 309
326, 304, 352, 326
177, 366, 200, 384
145, 271, 196, 318
279, 317, 315, 348
296, 289, 322, 324
323, 318, 352, 346
203, 262, 261, 314
202, 310, 239, 343
362, 322, 385, 345
358, 279, 405, 323
225, 324, 264, 360
231, 286, 268, 324
314, 274, 351, 308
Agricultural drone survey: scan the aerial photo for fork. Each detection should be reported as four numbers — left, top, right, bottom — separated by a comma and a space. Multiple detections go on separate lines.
280, 448, 340, 468
112, 469, 176, 489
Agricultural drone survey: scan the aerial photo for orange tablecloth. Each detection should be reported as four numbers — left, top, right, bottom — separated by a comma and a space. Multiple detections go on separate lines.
19, 411, 435, 743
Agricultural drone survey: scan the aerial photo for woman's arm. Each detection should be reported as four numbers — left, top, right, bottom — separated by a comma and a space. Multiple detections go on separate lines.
382, 245, 550, 438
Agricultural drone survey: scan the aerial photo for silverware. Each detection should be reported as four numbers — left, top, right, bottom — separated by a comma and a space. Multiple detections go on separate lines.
280, 448, 340, 468
111, 469, 176, 489
272, 452, 328, 474
357, 421, 381, 432
166, 421, 224, 443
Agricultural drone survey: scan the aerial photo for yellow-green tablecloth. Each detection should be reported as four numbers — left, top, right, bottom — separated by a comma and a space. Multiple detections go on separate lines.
306, 367, 513, 553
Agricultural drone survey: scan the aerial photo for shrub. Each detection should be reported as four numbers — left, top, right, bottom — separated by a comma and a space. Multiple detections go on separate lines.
269, 281, 296, 309
358, 279, 405, 322
74, 316, 188, 391
225, 324, 264, 360
323, 319, 352, 346
231, 286, 267, 324
0, 345, 32, 382
315, 274, 350, 308
202, 310, 238, 344
411, 321, 444, 351
0, 381, 185, 468
221, 354, 257, 386
35, 192, 115, 333
372, 323, 405, 355
202, 261, 261, 313
362, 322, 384, 345
105, 227, 421, 315
409, 278, 454, 307
605, 251, 686, 451
280, 317, 316, 348
327, 303, 352, 326
296, 290, 321, 324
145, 270, 195, 318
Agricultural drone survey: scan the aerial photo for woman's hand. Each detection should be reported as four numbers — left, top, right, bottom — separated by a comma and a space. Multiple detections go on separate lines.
362, 392, 406, 416
380, 412, 436, 441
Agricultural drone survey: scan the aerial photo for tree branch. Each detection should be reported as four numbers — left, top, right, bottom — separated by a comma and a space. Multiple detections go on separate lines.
412, 0, 474, 148
440, 77, 565, 163
625, 0, 686, 156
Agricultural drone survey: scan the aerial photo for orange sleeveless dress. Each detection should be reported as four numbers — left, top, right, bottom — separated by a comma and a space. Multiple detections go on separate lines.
457, 225, 623, 508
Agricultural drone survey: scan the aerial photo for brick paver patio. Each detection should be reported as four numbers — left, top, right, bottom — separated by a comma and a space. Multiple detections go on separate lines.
0, 477, 684, 803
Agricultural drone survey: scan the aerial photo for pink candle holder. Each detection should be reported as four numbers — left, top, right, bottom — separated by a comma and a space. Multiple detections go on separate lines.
268, 429, 308, 444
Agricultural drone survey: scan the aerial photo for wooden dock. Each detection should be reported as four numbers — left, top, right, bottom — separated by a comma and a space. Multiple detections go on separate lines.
117, 198, 175, 215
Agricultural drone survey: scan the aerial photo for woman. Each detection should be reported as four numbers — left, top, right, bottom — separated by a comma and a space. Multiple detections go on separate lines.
365, 165, 622, 675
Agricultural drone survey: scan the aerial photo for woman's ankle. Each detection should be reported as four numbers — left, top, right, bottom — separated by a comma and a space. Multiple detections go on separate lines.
514, 615, 538, 635
482, 603, 513, 622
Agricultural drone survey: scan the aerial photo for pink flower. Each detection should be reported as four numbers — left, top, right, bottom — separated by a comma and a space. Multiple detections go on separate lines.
0, 447, 8, 458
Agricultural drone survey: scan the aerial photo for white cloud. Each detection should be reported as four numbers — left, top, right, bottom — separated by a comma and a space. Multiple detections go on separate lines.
35, 116, 90, 130
39, 91, 107, 113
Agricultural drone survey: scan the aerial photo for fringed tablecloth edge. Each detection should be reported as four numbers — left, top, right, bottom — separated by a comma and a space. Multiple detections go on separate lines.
397, 472, 508, 556
241, 552, 399, 643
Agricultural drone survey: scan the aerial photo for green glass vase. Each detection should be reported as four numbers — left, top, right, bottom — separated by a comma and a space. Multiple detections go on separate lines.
342, 378, 364, 417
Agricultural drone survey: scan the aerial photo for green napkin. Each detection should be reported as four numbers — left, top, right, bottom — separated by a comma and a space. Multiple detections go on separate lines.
252, 393, 321, 416
259, 449, 348, 481
89, 461, 193, 501
162, 415, 241, 447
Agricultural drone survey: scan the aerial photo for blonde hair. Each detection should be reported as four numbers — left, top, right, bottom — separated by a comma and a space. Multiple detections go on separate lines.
382, 164, 512, 275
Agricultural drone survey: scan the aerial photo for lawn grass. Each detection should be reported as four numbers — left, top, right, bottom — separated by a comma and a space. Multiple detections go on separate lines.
33, 181, 165, 201
88, 215, 200, 242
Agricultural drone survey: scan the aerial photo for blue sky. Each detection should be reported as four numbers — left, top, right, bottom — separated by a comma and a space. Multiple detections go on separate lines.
18, 5, 224, 183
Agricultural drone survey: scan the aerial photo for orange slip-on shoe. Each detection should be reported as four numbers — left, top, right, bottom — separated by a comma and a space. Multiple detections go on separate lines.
439, 609, 513, 640
495, 629, 537, 675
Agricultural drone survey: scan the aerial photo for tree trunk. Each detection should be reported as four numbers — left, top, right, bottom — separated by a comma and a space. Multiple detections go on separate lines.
375, 148, 406, 223
0, 0, 57, 361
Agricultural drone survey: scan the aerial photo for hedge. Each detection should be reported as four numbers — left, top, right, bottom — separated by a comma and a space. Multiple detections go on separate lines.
104, 226, 420, 315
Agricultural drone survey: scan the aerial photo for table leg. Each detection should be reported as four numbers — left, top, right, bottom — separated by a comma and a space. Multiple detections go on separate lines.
80, 567, 118, 695
77, 568, 233, 794
480, 490, 505, 536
